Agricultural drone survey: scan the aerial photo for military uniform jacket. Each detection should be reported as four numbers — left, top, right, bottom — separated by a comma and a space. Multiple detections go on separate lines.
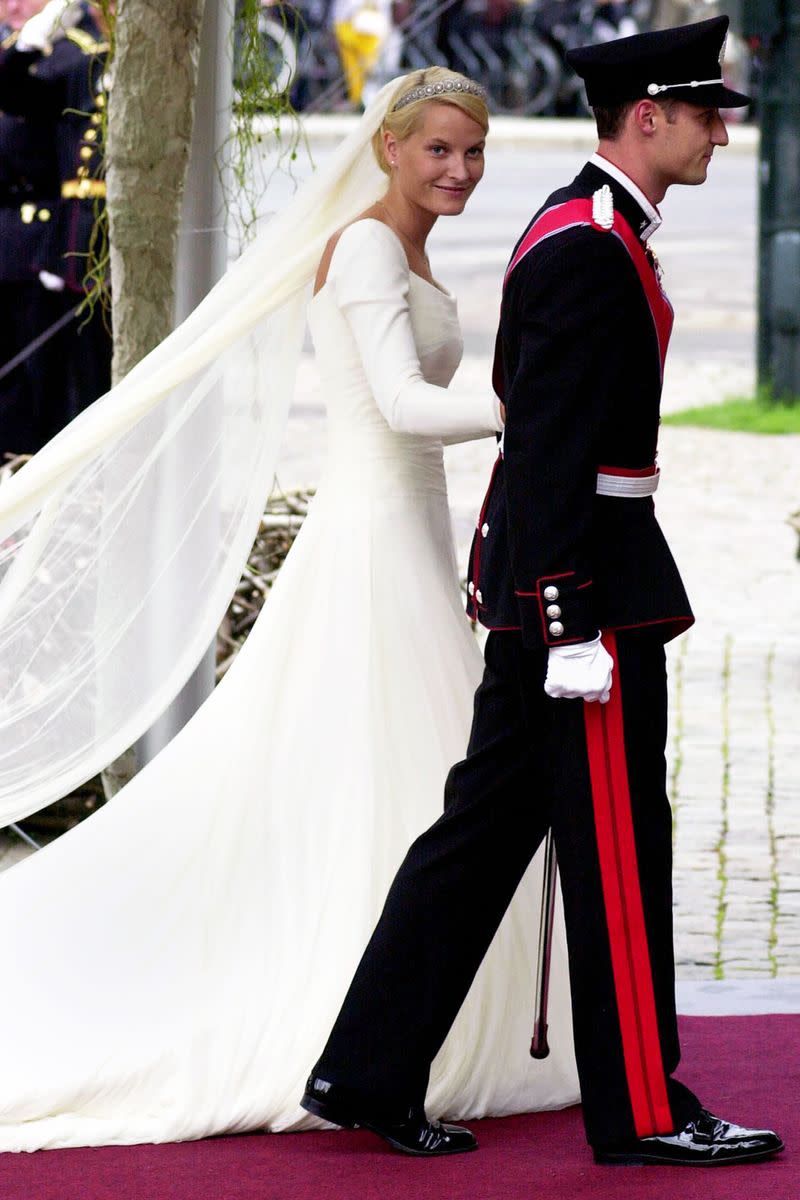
466, 159, 693, 649
0, 13, 107, 291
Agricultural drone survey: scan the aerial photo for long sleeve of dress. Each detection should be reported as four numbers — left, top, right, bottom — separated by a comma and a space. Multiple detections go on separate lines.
328, 219, 503, 439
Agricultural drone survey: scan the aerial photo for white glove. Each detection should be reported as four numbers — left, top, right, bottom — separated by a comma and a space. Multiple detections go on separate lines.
39, 271, 66, 292
544, 634, 613, 704
17, 0, 83, 52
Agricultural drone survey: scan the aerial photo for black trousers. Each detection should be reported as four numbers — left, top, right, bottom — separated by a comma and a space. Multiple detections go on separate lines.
312, 628, 701, 1147
0, 282, 111, 458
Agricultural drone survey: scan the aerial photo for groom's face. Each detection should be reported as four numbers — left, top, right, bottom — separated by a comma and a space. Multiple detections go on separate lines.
648, 100, 730, 189
387, 104, 486, 218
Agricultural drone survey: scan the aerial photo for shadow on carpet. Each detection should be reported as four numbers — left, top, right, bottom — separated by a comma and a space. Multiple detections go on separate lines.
0, 1015, 795, 1200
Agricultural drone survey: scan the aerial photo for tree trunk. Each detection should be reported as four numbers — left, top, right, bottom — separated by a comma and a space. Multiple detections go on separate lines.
101, 0, 207, 798
106, 0, 207, 384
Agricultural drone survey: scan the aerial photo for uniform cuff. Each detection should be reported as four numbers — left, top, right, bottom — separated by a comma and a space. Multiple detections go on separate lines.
515, 572, 597, 649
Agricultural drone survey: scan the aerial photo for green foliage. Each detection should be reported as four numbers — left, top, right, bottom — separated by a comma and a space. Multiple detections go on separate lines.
71, 0, 113, 326
83, 0, 302, 314
228, 0, 303, 245
663, 388, 800, 434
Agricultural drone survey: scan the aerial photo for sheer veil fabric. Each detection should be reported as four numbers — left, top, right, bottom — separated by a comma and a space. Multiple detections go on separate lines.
0, 79, 401, 825
0, 77, 581, 1150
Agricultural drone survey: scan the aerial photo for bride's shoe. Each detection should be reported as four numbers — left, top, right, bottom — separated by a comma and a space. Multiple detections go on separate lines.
300, 1075, 478, 1156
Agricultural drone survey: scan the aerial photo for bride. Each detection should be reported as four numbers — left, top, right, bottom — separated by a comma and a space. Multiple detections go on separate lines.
0, 67, 578, 1152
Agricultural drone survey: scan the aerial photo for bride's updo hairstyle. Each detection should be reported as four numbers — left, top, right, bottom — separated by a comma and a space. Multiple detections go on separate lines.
371, 67, 489, 176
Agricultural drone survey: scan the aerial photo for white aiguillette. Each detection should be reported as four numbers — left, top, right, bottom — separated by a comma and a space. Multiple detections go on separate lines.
592, 184, 615, 232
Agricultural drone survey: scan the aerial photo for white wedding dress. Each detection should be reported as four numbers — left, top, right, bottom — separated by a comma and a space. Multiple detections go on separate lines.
0, 219, 578, 1152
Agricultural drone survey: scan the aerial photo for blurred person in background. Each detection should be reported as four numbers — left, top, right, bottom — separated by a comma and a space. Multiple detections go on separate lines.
333, 0, 392, 106
0, 0, 110, 458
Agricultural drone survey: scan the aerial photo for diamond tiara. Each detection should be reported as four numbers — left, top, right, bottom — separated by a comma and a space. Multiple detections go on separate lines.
392, 78, 486, 112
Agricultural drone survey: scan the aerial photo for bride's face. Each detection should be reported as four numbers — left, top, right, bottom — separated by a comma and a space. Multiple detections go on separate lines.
385, 104, 486, 217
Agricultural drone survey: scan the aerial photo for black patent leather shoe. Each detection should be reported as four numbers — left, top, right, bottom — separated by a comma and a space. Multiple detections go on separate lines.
594, 1109, 784, 1167
300, 1075, 478, 1156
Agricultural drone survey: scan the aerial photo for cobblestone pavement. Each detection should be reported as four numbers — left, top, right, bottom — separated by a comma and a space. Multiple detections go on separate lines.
2, 137, 798, 984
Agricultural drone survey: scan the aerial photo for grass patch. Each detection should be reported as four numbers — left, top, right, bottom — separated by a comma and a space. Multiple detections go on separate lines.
663, 393, 800, 434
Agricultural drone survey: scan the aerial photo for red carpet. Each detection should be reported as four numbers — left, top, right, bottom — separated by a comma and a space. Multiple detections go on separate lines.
0, 1015, 795, 1200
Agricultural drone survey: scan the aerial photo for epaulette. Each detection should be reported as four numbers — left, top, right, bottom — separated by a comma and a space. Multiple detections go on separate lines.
591, 184, 615, 232
65, 28, 110, 56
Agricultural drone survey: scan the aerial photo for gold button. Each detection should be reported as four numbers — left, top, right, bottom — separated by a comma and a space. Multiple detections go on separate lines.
77, 166, 90, 178
80, 146, 93, 160
95, 92, 105, 108
20, 203, 36, 224
84, 128, 97, 142
91, 112, 102, 125
38, 208, 51, 221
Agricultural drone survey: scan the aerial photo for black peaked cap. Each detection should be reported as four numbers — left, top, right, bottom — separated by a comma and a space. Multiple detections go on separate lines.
566, 15, 750, 109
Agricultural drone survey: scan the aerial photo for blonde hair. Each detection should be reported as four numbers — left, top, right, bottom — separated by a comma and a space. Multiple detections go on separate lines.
371, 68, 489, 176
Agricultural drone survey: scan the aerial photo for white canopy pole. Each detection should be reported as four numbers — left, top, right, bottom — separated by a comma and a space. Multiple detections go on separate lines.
137, 0, 234, 764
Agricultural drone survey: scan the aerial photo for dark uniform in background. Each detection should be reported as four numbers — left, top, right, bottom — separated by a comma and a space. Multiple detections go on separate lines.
303, 17, 783, 1167
0, 5, 110, 456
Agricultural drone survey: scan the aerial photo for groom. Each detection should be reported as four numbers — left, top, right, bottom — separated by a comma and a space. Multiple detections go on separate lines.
302, 17, 784, 1167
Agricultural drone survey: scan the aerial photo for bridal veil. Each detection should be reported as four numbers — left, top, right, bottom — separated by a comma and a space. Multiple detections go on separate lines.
0, 78, 407, 825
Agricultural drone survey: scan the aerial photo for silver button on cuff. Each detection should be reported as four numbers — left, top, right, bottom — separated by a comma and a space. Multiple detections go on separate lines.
481, 523, 489, 537
476, 589, 483, 604
549, 621, 565, 638
468, 581, 475, 596
546, 604, 561, 619
543, 585, 559, 602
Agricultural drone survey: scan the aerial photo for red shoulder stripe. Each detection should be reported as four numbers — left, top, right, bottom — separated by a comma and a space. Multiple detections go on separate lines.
501, 198, 674, 380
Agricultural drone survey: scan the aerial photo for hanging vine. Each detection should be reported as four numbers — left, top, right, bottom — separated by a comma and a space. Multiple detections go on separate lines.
82, 0, 302, 315
229, 0, 304, 247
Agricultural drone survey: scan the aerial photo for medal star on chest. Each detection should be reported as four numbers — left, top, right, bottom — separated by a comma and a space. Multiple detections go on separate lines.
645, 243, 664, 283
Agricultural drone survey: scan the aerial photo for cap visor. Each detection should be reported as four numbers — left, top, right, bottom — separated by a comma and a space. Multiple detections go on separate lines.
669, 83, 751, 108
719, 85, 752, 109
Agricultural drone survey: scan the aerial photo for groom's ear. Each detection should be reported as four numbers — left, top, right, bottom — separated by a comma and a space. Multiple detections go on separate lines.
632, 98, 664, 139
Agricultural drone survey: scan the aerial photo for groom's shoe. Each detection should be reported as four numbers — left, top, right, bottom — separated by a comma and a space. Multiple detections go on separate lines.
594, 1109, 784, 1167
300, 1075, 478, 1156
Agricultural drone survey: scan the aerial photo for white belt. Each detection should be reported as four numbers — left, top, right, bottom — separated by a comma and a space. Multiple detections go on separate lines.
596, 469, 660, 497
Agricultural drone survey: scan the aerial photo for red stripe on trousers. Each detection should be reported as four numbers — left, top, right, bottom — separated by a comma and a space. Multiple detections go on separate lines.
583, 631, 674, 1137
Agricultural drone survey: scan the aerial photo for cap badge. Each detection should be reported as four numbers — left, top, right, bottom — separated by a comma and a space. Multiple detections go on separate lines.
592, 185, 615, 232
